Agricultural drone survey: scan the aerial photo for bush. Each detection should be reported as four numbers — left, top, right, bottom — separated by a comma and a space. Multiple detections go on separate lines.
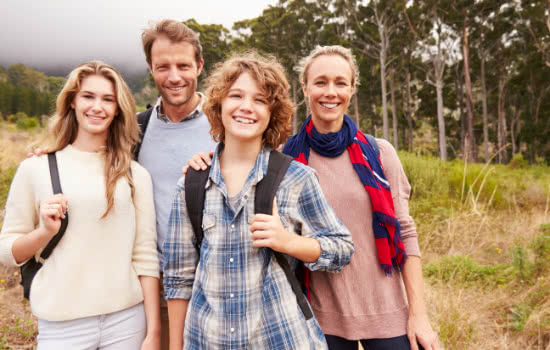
16, 116, 38, 130
509, 153, 529, 169
423, 255, 510, 285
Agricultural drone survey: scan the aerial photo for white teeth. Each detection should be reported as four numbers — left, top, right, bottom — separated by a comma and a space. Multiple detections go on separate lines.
234, 117, 255, 124
168, 87, 183, 91
321, 103, 339, 109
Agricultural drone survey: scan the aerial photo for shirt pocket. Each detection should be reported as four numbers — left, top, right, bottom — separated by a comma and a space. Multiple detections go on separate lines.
200, 213, 217, 251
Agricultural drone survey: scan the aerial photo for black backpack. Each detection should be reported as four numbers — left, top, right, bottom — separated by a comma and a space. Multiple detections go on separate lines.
20, 153, 69, 300
184, 150, 313, 320
133, 105, 154, 160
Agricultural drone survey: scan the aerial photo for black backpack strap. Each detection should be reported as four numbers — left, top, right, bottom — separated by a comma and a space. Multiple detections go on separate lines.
40, 153, 69, 260
365, 134, 379, 157
185, 166, 211, 252
254, 151, 293, 214
255, 151, 313, 320
134, 106, 154, 160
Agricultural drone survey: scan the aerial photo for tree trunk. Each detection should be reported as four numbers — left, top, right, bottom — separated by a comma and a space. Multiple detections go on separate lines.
390, 68, 398, 148
480, 54, 489, 161
436, 77, 447, 161
353, 94, 360, 128
404, 70, 413, 151
455, 63, 466, 156
377, 16, 389, 140
497, 76, 508, 163
463, 26, 476, 162
292, 79, 298, 134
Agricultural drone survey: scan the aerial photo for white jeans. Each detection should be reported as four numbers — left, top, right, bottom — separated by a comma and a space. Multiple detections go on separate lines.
37, 302, 146, 350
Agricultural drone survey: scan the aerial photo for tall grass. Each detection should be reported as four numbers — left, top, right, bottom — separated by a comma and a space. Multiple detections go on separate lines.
399, 151, 550, 348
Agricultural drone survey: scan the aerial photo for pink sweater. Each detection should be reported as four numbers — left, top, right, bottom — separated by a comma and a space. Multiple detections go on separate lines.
307, 138, 420, 340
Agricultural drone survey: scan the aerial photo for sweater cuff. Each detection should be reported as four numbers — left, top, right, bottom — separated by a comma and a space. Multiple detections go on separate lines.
0, 235, 29, 267
134, 265, 160, 279
403, 236, 421, 257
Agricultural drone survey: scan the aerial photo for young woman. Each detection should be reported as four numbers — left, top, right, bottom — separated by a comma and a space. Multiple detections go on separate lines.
0, 61, 160, 349
187, 46, 440, 350
162, 51, 354, 350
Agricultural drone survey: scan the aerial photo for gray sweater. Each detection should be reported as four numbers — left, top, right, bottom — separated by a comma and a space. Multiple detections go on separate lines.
138, 102, 216, 265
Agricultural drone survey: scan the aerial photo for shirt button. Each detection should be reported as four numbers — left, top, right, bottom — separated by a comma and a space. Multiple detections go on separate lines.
231, 224, 235, 229
230, 293, 234, 298
229, 257, 234, 263
231, 327, 235, 333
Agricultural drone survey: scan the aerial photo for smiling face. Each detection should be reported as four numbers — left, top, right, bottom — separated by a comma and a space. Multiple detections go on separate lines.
220, 72, 271, 145
303, 54, 354, 133
149, 35, 203, 111
71, 74, 117, 142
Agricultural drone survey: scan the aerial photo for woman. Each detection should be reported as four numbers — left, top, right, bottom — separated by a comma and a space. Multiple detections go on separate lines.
0, 61, 160, 349
163, 51, 354, 350
187, 46, 439, 350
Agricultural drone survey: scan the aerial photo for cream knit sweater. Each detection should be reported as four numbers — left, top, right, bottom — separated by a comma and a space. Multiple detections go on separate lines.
0, 145, 159, 321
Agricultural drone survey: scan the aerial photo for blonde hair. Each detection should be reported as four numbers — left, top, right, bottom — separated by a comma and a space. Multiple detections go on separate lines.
203, 51, 295, 149
142, 19, 203, 67
46, 61, 139, 218
295, 45, 360, 92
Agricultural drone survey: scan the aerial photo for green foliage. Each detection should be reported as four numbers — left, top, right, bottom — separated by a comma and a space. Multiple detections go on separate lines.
509, 303, 533, 332
16, 116, 38, 130
510, 245, 533, 280
399, 151, 550, 219
0, 63, 63, 118
424, 255, 511, 285
509, 153, 529, 169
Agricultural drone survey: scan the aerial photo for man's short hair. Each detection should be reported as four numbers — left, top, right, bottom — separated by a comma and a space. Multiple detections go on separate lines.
142, 19, 203, 66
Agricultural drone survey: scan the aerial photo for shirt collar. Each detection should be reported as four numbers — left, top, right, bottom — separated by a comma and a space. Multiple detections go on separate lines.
208, 144, 270, 189
155, 92, 205, 123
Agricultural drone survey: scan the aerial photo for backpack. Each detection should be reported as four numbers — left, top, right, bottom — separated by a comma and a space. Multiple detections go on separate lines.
20, 153, 69, 300
133, 104, 154, 160
184, 150, 313, 320
365, 134, 379, 157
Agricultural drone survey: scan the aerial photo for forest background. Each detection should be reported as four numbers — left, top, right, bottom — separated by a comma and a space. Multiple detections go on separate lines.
1, 0, 550, 348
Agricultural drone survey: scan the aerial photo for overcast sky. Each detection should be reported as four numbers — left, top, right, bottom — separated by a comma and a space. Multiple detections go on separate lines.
0, 0, 277, 76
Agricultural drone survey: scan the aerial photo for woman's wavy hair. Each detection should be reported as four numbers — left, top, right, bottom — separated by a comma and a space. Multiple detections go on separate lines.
45, 60, 139, 218
203, 51, 295, 149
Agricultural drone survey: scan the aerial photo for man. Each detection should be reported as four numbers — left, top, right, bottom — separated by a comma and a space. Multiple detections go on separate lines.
136, 19, 217, 350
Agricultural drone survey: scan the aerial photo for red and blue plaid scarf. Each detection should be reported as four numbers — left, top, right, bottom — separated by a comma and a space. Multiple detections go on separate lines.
283, 115, 407, 278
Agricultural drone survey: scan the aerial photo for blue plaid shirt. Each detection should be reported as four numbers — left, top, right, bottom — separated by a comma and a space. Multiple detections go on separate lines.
163, 147, 354, 350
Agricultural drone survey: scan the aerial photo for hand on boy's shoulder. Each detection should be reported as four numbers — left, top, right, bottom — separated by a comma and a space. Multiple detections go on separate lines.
26, 147, 49, 158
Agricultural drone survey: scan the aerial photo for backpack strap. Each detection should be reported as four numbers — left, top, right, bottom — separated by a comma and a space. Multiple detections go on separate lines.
254, 151, 293, 214
40, 153, 69, 260
365, 134, 380, 157
255, 151, 313, 320
185, 165, 210, 252
134, 106, 154, 160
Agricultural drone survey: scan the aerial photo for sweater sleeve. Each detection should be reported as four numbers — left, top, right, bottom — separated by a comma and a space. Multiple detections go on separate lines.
377, 139, 421, 257
131, 162, 160, 278
0, 159, 40, 266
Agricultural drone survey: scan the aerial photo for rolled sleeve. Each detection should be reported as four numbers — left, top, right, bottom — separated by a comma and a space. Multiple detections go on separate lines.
162, 176, 198, 300
131, 164, 160, 278
295, 170, 354, 272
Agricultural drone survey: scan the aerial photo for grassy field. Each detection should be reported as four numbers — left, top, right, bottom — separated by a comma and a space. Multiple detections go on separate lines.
0, 122, 549, 349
